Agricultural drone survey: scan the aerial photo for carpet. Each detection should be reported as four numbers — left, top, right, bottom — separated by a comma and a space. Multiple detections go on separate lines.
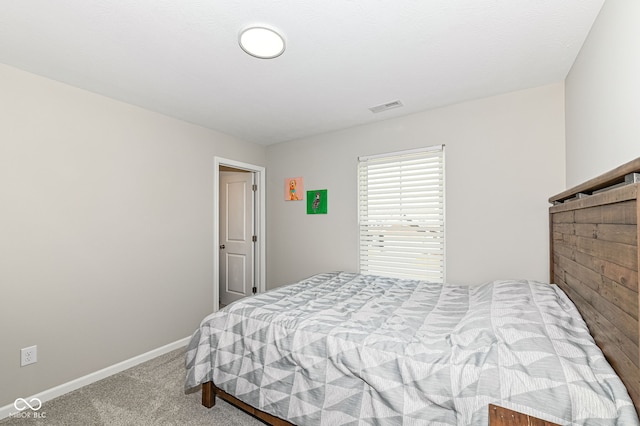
1, 348, 263, 425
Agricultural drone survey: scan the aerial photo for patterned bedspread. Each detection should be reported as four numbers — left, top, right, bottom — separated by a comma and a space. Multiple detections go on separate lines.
185, 272, 638, 425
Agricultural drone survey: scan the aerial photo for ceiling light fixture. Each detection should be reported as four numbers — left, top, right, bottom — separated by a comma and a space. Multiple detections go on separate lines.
239, 26, 285, 59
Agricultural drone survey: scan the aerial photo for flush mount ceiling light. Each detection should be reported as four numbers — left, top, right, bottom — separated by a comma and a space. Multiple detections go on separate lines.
239, 26, 285, 59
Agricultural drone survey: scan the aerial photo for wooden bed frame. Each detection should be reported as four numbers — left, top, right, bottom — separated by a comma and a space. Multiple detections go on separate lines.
549, 157, 640, 412
200, 157, 640, 423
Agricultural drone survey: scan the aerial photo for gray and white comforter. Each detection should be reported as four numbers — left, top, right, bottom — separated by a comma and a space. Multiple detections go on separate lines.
185, 272, 638, 425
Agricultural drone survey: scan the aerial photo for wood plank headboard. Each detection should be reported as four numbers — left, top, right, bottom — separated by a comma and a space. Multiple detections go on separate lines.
549, 158, 640, 413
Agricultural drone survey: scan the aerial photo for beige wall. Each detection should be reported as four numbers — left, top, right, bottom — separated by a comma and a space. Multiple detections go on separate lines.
266, 84, 566, 288
0, 64, 266, 407
565, 0, 640, 186
0, 63, 568, 408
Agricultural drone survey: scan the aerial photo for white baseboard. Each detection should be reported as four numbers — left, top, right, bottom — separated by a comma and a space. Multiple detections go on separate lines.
0, 336, 190, 421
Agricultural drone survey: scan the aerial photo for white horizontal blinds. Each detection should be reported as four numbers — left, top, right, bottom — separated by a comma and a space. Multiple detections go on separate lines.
358, 145, 445, 282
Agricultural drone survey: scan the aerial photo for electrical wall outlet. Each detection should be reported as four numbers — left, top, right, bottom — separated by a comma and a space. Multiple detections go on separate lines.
21, 345, 37, 366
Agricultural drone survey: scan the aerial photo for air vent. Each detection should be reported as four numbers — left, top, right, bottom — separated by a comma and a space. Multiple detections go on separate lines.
369, 100, 403, 113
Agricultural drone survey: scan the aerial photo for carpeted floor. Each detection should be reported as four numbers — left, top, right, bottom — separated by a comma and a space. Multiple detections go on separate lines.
1, 348, 263, 425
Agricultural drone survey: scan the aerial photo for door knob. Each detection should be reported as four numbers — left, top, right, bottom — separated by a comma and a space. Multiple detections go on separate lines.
219, 244, 225, 249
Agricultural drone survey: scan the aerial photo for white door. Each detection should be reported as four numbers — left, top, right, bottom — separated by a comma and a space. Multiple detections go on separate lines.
219, 171, 255, 306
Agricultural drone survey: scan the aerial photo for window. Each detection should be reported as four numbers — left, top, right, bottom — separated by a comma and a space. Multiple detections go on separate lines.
358, 145, 445, 282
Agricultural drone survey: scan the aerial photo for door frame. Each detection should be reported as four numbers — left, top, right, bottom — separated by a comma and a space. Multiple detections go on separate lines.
213, 157, 266, 312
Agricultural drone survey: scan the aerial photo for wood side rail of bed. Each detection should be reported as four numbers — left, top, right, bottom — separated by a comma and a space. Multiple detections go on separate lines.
202, 381, 294, 425
549, 157, 640, 413
202, 381, 562, 426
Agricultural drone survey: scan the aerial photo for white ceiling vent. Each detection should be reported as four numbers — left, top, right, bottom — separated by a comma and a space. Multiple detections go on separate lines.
369, 100, 403, 113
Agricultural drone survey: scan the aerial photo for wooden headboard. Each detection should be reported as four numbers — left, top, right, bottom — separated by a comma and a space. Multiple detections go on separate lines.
549, 158, 640, 413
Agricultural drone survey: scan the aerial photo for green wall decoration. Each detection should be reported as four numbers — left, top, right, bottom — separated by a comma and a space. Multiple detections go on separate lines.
306, 189, 328, 214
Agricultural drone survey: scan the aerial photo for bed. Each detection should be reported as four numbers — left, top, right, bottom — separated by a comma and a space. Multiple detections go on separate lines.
185, 158, 640, 425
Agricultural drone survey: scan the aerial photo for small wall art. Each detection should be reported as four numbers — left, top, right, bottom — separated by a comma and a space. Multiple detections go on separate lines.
306, 189, 328, 214
285, 177, 304, 201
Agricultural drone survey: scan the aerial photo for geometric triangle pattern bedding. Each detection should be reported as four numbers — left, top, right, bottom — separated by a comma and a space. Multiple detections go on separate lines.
185, 272, 639, 425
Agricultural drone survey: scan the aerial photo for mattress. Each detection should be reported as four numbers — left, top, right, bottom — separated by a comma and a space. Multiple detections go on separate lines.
185, 272, 638, 425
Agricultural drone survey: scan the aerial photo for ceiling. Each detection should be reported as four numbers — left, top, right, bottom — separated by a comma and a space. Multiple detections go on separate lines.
0, 1, 605, 146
